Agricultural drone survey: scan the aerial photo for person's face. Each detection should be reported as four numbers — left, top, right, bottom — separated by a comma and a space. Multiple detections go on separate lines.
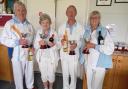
15, 5, 27, 22
90, 15, 100, 29
40, 19, 50, 31
66, 7, 77, 21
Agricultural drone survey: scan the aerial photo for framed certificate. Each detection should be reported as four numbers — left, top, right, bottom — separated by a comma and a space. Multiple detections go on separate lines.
115, 0, 128, 3
96, 0, 112, 6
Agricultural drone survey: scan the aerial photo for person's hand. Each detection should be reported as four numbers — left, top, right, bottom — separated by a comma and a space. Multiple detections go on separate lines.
19, 38, 28, 46
61, 39, 65, 46
86, 42, 95, 49
48, 42, 55, 47
70, 43, 77, 51
39, 40, 46, 46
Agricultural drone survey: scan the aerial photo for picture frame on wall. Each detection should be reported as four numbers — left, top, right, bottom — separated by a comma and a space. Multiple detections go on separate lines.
96, 0, 112, 6
115, 0, 128, 3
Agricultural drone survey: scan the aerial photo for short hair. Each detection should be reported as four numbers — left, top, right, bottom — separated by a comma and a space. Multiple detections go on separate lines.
13, 1, 26, 13
89, 10, 101, 20
66, 5, 77, 15
39, 13, 52, 24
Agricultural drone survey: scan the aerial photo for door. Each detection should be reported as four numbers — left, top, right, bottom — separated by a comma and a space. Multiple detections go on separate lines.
103, 55, 117, 89
115, 55, 128, 89
0, 44, 13, 81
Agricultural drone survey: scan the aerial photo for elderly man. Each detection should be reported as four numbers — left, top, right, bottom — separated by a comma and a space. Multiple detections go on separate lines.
1, 1, 35, 89
58, 5, 84, 89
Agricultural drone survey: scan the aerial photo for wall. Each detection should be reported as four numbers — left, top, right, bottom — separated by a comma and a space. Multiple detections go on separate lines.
26, 0, 55, 30
55, 0, 88, 29
88, 0, 128, 43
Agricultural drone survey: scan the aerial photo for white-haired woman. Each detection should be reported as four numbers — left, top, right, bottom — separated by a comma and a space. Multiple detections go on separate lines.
81, 11, 114, 89
34, 13, 59, 89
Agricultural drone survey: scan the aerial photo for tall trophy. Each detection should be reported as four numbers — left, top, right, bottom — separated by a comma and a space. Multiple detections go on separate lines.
82, 37, 90, 54
63, 30, 68, 52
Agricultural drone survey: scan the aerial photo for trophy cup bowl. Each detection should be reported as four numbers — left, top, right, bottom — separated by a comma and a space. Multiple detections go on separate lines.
21, 33, 29, 48
69, 40, 76, 55
82, 37, 90, 54
39, 34, 48, 49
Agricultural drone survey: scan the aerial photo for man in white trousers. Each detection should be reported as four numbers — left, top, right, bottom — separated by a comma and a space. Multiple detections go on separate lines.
1, 1, 35, 89
58, 5, 84, 89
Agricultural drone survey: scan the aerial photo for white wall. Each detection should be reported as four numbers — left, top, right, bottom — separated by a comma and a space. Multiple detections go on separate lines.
56, 0, 88, 29
1, 0, 127, 42
88, 0, 128, 43
26, 0, 55, 30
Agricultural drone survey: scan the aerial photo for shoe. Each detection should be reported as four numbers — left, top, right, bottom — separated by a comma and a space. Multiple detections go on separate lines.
44, 88, 48, 89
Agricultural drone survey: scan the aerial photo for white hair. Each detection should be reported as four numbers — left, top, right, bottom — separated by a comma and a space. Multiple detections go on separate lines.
13, 1, 26, 13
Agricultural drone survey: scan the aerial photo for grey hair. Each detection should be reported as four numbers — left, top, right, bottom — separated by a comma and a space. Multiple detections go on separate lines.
39, 13, 52, 24
13, 1, 26, 13
89, 10, 101, 20
66, 5, 77, 15
87, 10, 101, 25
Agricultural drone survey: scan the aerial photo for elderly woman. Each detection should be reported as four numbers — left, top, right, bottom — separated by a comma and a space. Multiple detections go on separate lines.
82, 11, 114, 89
34, 13, 59, 89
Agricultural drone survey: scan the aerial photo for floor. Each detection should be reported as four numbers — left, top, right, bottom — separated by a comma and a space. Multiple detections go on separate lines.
0, 72, 83, 89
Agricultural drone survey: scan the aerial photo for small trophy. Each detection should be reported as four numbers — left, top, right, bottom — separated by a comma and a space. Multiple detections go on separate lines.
82, 37, 90, 54
21, 33, 28, 48
69, 40, 76, 55
39, 34, 48, 49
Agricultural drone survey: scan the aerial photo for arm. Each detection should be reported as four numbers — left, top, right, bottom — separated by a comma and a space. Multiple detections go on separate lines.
26, 25, 35, 46
79, 27, 86, 64
57, 26, 64, 49
95, 31, 114, 55
34, 30, 41, 50
1, 22, 19, 47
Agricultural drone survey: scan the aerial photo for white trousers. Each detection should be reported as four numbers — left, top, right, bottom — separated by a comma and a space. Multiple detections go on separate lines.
38, 57, 55, 83
12, 60, 34, 89
61, 56, 78, 89
86, 66, 106, 89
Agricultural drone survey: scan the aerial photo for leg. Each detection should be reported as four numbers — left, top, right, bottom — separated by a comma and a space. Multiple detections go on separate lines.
49, 82, 53, 89
25, 61, 34, 89
61, 59, 70, 89
12, 60, 24, 89
43, 81, 48, 89
92, 67, 105, 89
69, 57, 77, 89
39, 58, 48, 89
48, 59, 55, 89
86, 66, 94, 89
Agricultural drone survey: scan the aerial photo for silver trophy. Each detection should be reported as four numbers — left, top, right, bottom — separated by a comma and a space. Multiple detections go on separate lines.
39, 33, 49, 49
21, 33, 28, 48
69, 40, 76, 55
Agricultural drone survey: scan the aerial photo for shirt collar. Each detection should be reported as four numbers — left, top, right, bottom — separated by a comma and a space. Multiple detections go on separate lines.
66, 22, 77, 28
13, 15, 29, 25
